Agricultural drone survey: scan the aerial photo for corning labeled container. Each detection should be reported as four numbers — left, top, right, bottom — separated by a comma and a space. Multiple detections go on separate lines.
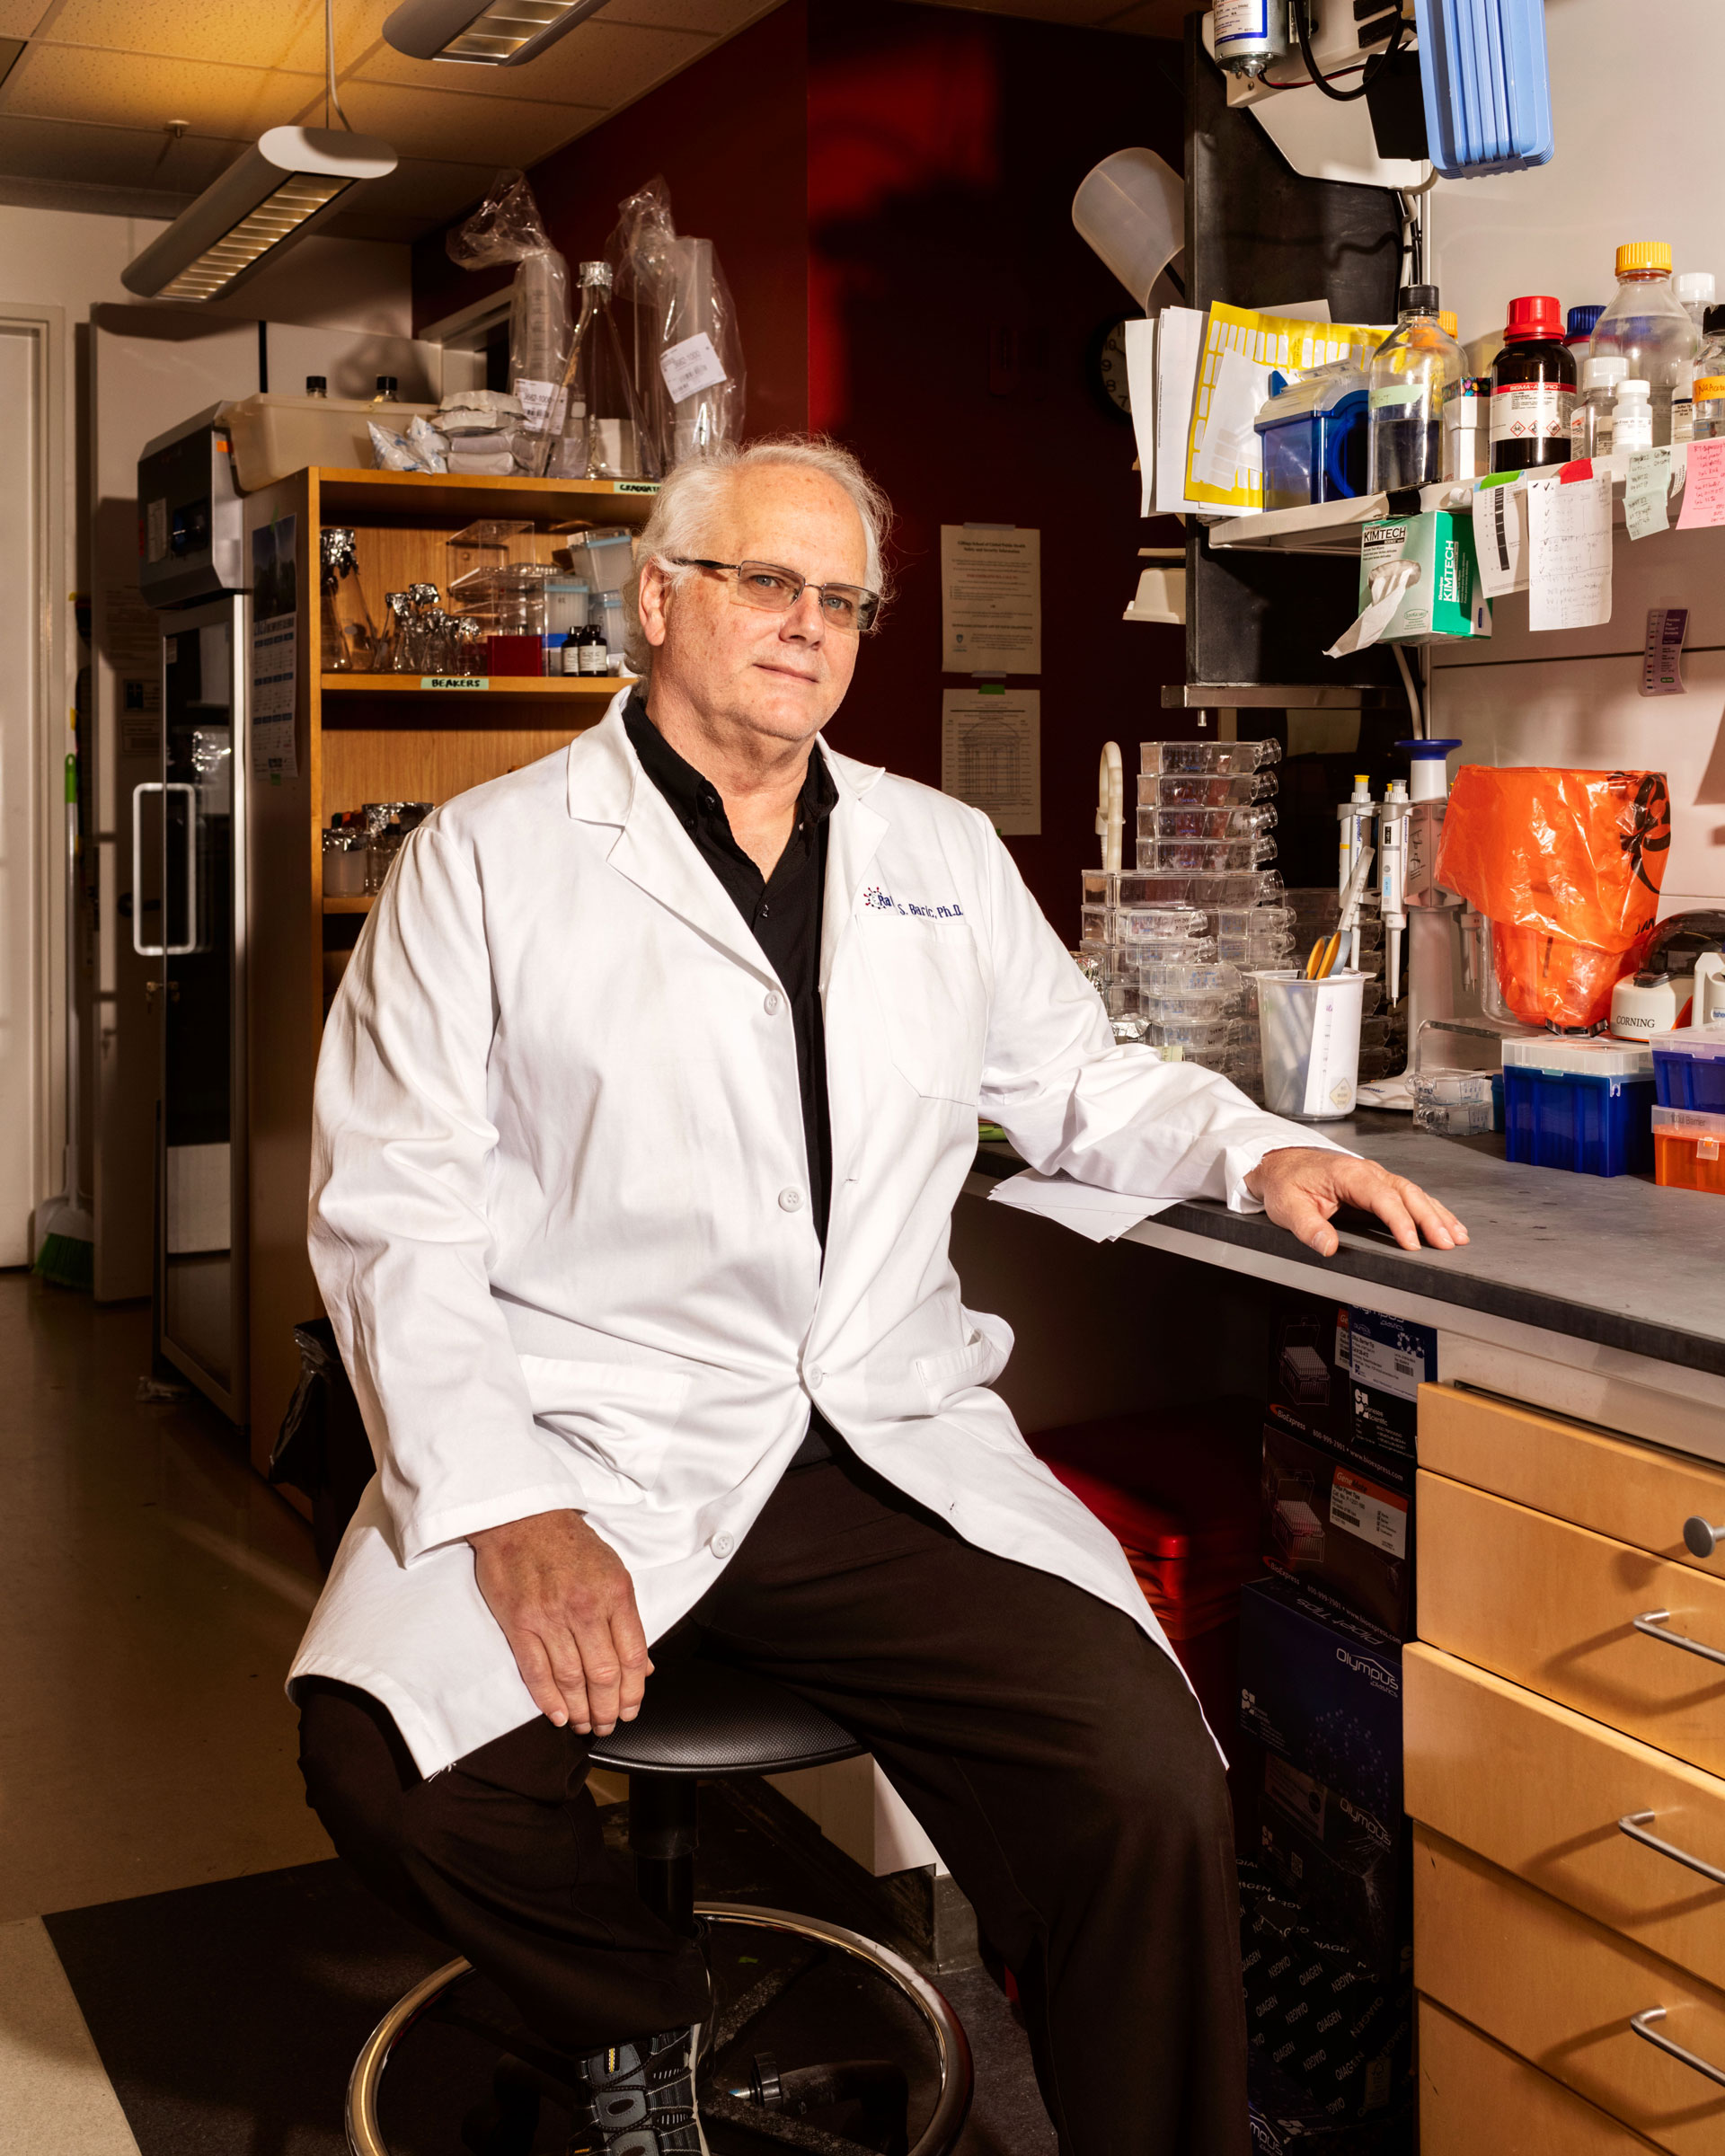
1253, 969, 1367, 1121
1650, 1027, 1725, 1110
1651, 1106, 1725, 1194
1501, 1037, 1655, 1177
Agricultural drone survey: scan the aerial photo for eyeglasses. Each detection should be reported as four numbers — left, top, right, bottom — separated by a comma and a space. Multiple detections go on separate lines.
672, 557, 880, 634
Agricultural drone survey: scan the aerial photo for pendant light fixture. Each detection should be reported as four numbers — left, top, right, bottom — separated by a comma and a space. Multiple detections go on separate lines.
382, 0, 612, 68
122, 0, 395, 302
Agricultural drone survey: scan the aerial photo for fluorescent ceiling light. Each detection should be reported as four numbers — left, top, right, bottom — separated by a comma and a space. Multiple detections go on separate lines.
122, 128, 397, 303
384, 0, 611, 67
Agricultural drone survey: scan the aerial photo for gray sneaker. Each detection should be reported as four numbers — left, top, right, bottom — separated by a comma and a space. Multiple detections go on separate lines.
566, 2025, 708, 2156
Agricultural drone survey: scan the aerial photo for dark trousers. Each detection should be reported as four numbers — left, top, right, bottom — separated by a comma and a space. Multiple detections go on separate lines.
298, 1448, 1249, 2156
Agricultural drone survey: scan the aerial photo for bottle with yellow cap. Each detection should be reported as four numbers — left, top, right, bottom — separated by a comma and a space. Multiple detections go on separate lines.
1588, 242, 1701, 446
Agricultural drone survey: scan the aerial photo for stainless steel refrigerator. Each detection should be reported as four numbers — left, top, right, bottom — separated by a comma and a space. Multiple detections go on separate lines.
136, 589, 248, 1423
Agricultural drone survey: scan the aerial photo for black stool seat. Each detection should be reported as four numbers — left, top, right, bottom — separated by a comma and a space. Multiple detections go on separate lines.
589, 1656, 863, 1777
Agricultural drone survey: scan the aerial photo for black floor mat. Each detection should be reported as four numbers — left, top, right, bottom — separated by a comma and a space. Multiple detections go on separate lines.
44, 1788, 1052, 2156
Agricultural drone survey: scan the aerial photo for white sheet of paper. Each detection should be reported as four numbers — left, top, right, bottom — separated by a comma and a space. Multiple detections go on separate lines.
1471, 480, 1528, 597
940, 526, 1040, 674
1154, 306, 1208, 516
659, 331, 730, 402
1324, 559, 1420, 657
1125, 316, 1158, 517
1527, 470, 1613, 632
1191, 346, 1265, 492
987, 1170, 1178, 1243
941, 687, 1040, 835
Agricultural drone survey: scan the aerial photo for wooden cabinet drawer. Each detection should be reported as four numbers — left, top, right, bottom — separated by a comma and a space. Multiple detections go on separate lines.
1419, 1383, 1725, 1577
1420, 1997, 1662, 2154
1417, 1471, 1725, 1779
1405, 1645, 1725, 1990
1416, 1825, 1725, 2153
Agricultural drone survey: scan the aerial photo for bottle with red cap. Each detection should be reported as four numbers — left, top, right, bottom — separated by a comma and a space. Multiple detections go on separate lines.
1489, 295, 1577, 473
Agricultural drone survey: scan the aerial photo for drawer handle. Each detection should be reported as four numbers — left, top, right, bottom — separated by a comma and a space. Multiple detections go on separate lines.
1633, 1610, 1725, 1670
1630, 2007, 1725, 2090
1686, 1517, 1724, 1560
1618, 1811, 1725, 1888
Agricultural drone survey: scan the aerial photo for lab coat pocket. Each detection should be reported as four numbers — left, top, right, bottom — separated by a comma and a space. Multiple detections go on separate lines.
515, 1354, 693, 1505
860, 917, 987, 1104
913, 1308, 1014, 1411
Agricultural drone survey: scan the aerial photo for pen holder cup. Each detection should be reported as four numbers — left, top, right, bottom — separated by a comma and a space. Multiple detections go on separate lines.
1252, 969, 1367, 1121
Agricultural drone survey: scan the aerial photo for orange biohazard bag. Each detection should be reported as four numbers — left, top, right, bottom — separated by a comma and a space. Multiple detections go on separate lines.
1435, 765, 1669, 1030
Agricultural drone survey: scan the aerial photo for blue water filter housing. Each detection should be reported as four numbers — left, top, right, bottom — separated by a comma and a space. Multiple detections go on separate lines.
1411, 0, 1555, 179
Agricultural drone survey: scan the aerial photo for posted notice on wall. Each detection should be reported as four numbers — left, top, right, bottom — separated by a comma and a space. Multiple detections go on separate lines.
941, 526, 1040, 674
942, 687, 1040, 835
249, 515, 298, 781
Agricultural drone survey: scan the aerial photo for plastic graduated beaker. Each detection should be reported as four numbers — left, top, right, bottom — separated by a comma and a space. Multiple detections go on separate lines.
1253, 969, 1367, 1120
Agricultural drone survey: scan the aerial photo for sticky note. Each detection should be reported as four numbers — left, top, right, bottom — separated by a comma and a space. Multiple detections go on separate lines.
1676, 435, 1725, 529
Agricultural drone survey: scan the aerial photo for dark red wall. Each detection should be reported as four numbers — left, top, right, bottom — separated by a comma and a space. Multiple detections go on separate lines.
411, 1, 810, 440
412, 0, 1188, 940
807, 0, 1186, 941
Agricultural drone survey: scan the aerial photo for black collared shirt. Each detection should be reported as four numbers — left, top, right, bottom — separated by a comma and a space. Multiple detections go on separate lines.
624, 693, 838, 1464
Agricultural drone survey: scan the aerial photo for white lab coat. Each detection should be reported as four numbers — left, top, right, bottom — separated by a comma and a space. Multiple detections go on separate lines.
289, 693, 1337, 1775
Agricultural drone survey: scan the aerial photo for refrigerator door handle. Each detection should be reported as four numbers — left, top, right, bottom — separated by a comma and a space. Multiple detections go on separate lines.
131, 781, 198, 959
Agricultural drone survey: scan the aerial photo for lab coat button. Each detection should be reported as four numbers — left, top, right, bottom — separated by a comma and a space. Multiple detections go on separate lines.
711, 1532, 735, 1559
777, 1187, 803, 1212
764, 992, 782, 1016
807, 1365, 824, 1390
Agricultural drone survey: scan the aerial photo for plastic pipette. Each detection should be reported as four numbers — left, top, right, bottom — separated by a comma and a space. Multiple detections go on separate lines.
1380, 781, 1410, 1006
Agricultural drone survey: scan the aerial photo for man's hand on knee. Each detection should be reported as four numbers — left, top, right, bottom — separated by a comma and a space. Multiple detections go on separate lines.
467, 1509, 651, 1736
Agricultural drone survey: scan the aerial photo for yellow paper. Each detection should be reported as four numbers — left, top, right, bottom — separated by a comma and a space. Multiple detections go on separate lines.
1185, 303, 1385, 513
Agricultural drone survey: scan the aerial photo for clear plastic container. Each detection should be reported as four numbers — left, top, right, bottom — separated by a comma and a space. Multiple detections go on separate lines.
1146, 1016, 1239, 1051
1128, 934, 1219, 966
1652, 1105, 1725, 1194
1137, 960, 1243, 997
1614, 378, 1653, 453
1588, 243, 1701, 446
1114, 903, 1209, 944
1254, 359, 1370, 511
447, 520, 535, 600
1411, 1066, 1502, 1135
1135, 830, 1278, 872
1153, 805, 1278, 841
1188, 869, 1285, 909
1650, 1027, 1725, 1109
1139, 739, 1281, 777
1205, 904, 1295, 939
1367, 285, 1468, 490
1080, 904, 1113, 946
1116, 870, 1194, 906
1217, 932, 1296, 968
1570, 355, 1627, 460
1149, 771, 1276, 808
1677, 271, 1716, 330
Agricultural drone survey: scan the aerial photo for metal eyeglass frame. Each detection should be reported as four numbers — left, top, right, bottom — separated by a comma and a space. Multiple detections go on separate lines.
671, 557, 880, 632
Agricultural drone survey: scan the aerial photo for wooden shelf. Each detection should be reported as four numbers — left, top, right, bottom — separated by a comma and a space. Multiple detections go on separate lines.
312, 465, 659, 527
322, 894, 376, 913
319, 673, 629, 696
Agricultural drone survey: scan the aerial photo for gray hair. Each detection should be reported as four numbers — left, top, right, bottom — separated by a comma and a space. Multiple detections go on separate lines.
623, 435, 892, 680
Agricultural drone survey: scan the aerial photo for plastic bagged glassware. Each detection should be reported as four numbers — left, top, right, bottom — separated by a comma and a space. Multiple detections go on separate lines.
1140, 739, 1282, 777
610, 175, 746, 469
447, 172, 572, 466
550, 261, 661, 482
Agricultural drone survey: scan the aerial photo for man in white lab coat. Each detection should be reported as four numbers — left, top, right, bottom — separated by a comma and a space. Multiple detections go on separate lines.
293, 437, 1464, 2156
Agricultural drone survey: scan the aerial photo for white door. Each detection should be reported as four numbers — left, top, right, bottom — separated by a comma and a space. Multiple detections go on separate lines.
0, 310, 62, 1267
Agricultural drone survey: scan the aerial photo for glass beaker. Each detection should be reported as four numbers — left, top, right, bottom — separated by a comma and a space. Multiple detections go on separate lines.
374, 591, 412, 674
320, 527, 376, 672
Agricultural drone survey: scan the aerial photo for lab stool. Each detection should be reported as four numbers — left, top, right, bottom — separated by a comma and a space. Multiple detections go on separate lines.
345, 1653, 974, 2156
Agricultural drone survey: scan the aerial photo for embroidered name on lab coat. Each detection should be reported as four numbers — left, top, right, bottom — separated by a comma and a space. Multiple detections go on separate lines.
862, 885, 965, 921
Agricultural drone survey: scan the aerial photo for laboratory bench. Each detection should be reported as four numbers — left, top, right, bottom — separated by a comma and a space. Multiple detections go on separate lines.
958, 1119, 1725, 2150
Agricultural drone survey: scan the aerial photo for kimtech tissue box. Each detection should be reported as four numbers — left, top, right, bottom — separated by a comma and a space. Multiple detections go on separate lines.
1357, 509, 1491, 643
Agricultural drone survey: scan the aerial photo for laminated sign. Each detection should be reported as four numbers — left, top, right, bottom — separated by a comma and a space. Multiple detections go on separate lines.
1184, 303, 1383, 513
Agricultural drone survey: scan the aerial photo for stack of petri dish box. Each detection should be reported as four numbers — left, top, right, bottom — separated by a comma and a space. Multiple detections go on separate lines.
1079, 740, 1295, 1101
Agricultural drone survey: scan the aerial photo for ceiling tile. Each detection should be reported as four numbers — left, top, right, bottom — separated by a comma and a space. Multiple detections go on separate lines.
0, 0, 54, 32
295, 74, 604, 164
0, 110, 245, 190
32, 0, 396, 70
349, 17, 709, 112
324, 153, 495, 237
1, 41, 323, 134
